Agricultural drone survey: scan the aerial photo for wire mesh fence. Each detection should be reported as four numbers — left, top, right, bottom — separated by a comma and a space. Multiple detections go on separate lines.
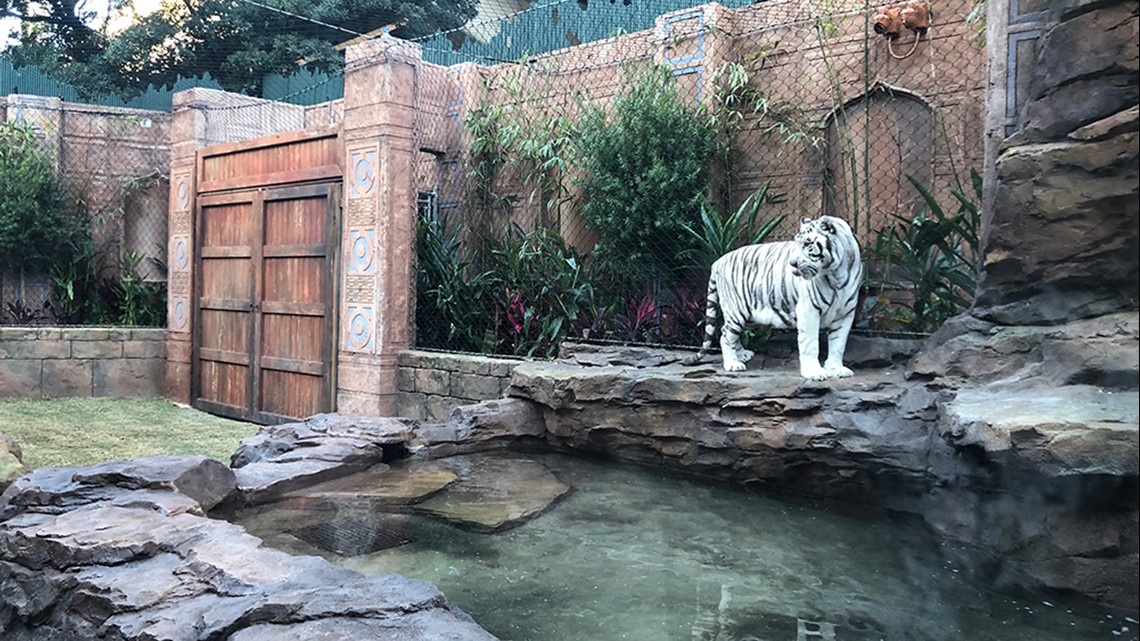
1, 0, 986, 345
409, 0, 986, 358
0, 98, 170, 326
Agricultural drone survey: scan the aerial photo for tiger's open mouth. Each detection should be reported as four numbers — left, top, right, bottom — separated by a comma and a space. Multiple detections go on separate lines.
792, 263, 819, 278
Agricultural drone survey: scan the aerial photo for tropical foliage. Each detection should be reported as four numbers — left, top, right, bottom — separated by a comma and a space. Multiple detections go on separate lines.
865, 170, 983, 333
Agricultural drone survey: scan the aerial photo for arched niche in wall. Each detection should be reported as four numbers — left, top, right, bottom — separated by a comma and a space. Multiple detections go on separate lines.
822, 85, 934, 240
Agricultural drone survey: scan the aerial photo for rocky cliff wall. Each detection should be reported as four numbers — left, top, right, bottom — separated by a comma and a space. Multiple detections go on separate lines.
974, 0, 1139, 325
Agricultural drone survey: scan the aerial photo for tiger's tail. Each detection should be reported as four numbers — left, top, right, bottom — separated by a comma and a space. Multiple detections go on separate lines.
685, 275, 720, 365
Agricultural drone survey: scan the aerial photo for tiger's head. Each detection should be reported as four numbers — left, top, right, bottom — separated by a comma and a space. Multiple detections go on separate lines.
790, 216, 855, 279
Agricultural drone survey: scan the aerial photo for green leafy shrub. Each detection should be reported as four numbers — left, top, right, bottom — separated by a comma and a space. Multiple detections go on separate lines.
106, 250, 167, 326
867, 170, 982, 333
47, 236, 103, 324
578, 65, 717, 292
0, 122, 81, 276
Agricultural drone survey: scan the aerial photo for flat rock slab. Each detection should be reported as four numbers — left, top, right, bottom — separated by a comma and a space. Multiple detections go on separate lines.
234, 459, 374, 505
944, 385, 1139, 476
412, 453, 574, 533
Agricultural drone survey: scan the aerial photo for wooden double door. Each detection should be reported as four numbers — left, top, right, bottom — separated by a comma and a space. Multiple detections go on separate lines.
193, 182, 339, 423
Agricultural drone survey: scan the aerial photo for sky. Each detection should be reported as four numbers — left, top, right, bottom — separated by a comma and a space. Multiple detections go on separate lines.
2, 0, 164, 49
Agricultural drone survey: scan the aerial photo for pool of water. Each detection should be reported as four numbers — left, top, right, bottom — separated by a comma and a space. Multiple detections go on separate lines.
232, 452, 1137, 641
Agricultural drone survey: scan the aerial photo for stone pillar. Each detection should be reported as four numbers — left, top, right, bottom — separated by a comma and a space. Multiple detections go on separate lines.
3, 95, 63, 162
163, 89, 311, 404
165, 95, 197, 403
980, 0, 1050, 223
337, 36, 421, 415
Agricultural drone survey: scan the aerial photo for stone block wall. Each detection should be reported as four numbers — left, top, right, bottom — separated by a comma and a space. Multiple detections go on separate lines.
395, 350, 520, 421
0, 328, 165, 399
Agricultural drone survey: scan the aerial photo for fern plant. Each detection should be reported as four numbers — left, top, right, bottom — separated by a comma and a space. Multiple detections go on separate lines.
415, 212, 495, 352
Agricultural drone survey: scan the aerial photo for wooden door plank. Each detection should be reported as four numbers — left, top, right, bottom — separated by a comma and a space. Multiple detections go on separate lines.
199, 348, 252, 366
261, 301, 326, 316
248, 190, 266, 424
201, 246, 254, 259
254, 181, 339, 422
262, 244, 327, 258
199, 298, 254, 312
260, 356, 326, 376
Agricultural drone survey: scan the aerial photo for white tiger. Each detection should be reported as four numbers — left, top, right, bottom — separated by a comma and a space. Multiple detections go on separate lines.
688, 215, 863, 380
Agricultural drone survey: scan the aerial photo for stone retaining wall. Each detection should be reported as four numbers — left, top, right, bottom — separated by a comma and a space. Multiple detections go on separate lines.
395, 350, 522, 421
0, 327, 166, 398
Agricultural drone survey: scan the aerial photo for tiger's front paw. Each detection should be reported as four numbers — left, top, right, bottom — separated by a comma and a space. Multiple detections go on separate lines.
800, 364, 829, 380
736, 349, 755, 363
826, 365, 854, 378
723, 359, 748, 372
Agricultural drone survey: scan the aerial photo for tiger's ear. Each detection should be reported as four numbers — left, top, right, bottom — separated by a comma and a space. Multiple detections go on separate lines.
799, 216, 813, 225
821, 220, 836, 234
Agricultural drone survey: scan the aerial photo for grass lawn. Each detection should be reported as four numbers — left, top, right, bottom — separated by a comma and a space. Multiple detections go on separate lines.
0, 397, 260, 469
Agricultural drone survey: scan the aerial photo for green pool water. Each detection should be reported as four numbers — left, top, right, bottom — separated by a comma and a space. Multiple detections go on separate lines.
233, 452, 1137, 641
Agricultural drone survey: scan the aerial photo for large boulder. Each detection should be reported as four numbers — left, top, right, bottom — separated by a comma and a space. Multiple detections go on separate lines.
908, 311, 1139, 389
1019, 1, 1139, 142
974, 0, 1139, 326
942, 386, 1139, 477
0, 455, 236, 519
975, 117, 1139, 325
0, 454, 498, 641
230, 413, 417, 504
411, 398, 547, 458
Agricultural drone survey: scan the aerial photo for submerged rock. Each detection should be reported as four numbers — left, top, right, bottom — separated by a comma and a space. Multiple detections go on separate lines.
412, 452, 574, 532
240, 452, 574, 548
285, 459, 458, 507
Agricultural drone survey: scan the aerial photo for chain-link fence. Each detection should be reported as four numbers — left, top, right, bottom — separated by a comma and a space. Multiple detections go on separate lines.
0, 97, 170, 326
410, 0, 986, 357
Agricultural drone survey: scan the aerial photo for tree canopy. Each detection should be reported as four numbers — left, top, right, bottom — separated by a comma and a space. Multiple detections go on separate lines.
2, 0, 478, 98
